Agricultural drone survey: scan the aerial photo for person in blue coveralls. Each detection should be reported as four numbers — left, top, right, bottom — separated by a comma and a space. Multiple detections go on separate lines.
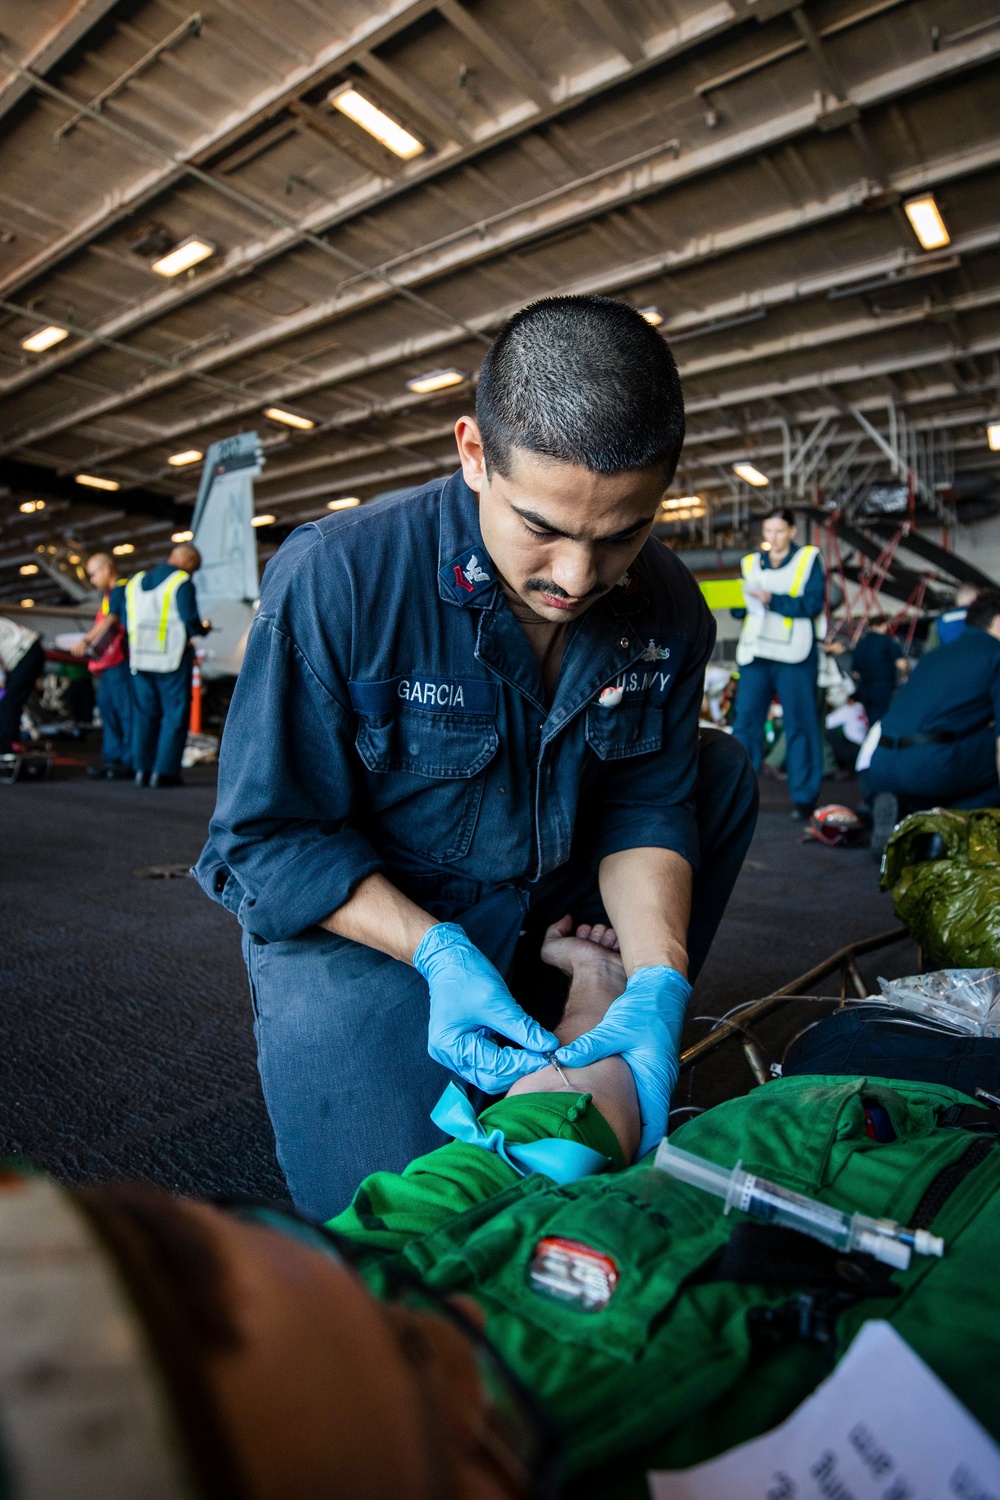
732, 507, 826, 821
70, 552, 135, 779
924, 582, 980, 652
116, 542, 204, 787
851, 615, 903, 728
861, 588, 1000, 842
196, 296, 759, 1219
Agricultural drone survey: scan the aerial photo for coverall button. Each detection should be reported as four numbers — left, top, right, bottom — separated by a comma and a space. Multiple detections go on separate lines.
619, 636, 629, 648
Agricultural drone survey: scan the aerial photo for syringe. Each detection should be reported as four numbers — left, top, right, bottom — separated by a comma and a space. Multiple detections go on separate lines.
654, 1140, 945, 1271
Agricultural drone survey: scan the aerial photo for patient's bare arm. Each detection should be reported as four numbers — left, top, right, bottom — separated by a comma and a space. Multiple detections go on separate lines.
506, 917, 641, 1163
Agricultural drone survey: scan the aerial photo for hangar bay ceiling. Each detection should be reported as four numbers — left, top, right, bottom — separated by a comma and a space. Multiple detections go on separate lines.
0, 0, 998, 603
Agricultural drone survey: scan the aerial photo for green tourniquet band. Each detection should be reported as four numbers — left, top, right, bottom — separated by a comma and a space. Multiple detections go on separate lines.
328, 1091, 623, 1252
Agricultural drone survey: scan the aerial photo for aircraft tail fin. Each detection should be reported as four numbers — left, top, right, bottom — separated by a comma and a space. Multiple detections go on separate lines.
191, 432, 264, 606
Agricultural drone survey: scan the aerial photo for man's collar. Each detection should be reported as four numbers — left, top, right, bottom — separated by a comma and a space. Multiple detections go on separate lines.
438, 470, 498, 608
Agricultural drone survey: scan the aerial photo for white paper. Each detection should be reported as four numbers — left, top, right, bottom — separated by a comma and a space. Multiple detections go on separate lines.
649, 1320, 1000, 1500
742, 584, 766, 616
54, 632, 86, 650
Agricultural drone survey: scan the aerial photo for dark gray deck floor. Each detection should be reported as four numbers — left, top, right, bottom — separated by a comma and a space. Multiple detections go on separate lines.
0, 760, 916, 1198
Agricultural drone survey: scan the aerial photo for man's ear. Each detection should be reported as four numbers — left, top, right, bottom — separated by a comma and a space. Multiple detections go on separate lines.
454, 416, 487, 495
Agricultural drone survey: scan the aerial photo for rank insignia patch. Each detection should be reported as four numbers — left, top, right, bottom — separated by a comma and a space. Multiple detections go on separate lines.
528, 1236, 619, 1310
442, 547, 494, 600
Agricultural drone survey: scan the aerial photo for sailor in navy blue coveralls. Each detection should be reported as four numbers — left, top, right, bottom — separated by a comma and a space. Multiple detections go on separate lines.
197, 472, 758, 1216
861, 620, 1000, 814
115, 563, 202, 781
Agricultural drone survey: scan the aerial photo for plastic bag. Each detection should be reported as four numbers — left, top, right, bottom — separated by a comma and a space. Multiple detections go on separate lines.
881, 810, 1000, 968
876, 968, 1000, 1036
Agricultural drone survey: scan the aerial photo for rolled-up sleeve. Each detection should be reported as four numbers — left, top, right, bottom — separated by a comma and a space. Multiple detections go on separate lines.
208, 567, 383, 941
590, 605, 715, 873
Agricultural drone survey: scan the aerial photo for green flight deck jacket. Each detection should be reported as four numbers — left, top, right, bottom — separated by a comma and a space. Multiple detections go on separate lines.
329, 1075, 1000, 1495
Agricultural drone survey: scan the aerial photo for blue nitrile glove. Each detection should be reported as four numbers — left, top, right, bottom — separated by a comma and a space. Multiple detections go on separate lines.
413, 923, 559, 1094
554, 965, 692, 1158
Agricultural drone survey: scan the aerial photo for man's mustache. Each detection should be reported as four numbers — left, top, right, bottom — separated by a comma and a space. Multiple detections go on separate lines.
525, 578, 609, 602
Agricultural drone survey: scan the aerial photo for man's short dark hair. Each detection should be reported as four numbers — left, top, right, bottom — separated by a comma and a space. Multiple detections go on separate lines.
762, 506, 797, 526
476, 296, 684, 480
965, 589, 1000, 633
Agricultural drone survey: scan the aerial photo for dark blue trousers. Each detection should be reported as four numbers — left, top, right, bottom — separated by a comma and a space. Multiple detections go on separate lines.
861, 727, 1000, 813
243, 730, 759, 1219
857, 677, 896, 727
132, 650, 192, 777
733, 651, 824, 808
95, 662, 134, 768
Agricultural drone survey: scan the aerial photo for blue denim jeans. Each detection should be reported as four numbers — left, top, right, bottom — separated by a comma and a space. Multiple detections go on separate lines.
244, 730, 758, 1219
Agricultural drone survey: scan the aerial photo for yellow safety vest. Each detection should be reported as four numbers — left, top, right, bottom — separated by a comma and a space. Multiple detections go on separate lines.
736, 545, 824, 666
125, 570, 190, 674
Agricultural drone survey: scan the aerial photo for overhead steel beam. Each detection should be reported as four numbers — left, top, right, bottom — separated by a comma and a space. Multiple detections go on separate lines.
0, 0, 749, 304
4, 0, 988, 416
45, 233, 1000, 473
52, 11, 203, 144
0, 56, 499, 364
683, 327, 1000, 415
8, 126, 1000, 473
10, 146, 997, 417
0, 0, 444, 297
355, 50, 473, 145
0, 0, 124, 126
574, 0, 646, 65
435, 0, 552, 109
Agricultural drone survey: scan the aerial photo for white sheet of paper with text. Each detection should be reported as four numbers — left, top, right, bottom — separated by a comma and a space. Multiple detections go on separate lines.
649, 1319, 1000, 1500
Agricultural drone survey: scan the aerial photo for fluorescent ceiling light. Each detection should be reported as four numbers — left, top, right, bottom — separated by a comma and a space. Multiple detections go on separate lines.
251, 513, 276, 527
76, 474, 120, 491
21, 324, 69, 353
988, 422, 1000, 452
328, 85, 424, 159
733, 462, 770, 487
150, 236, 217, 277
638, 306, 663, 326
903, 195, 950, 251
168, 449, 203, 467
19, 564, 38, 575
406, 368, 464, 395
327, 496, 361, 510
112, 543, 135, 555
19, 500, 37, 513
264, 406, 315, 430
662, 495, 702, 510
171, 530, 195, 543
20, 598, 34, 608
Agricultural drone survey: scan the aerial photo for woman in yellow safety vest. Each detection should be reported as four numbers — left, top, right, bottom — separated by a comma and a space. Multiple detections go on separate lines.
732, 506, 827, 821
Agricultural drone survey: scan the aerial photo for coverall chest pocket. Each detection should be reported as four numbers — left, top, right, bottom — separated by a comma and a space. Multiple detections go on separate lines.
354, 706, 499, 862
585, 700, 664, 761
412, 1175, 724, 1364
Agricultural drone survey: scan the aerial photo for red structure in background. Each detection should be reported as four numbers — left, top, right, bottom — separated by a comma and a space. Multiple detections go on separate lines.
815, 499, 935, 654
